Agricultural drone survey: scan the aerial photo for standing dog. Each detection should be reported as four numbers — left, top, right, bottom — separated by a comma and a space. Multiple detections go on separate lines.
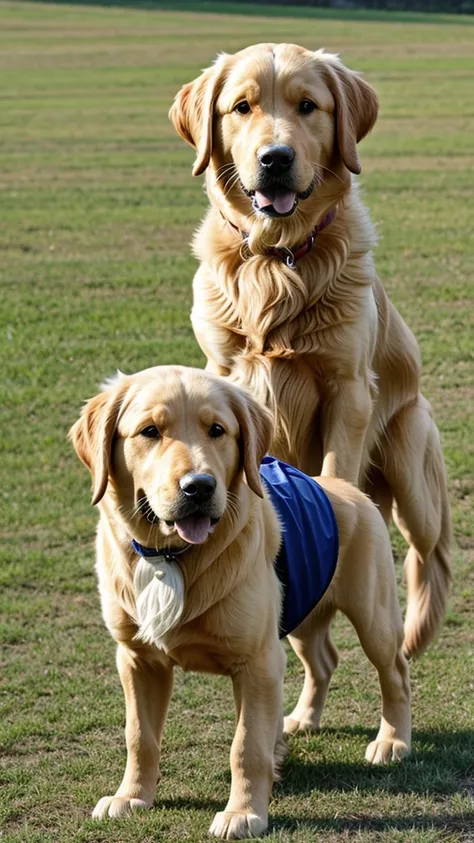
170, 43, 451, 658
71, 366, 411, 840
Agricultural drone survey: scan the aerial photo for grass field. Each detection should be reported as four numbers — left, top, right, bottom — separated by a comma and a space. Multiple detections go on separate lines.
1, 2, 473, 841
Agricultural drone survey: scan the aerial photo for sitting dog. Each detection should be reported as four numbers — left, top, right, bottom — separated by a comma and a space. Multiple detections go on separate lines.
70, 365, 410, 840
170, 43, 451, 658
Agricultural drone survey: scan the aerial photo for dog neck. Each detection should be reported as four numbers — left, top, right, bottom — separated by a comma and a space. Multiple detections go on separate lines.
131, 538, 190, 561
129, 483, 264, 649
205, 164, 346, 258
220, 209, 337, 270
102, 479, 259, 616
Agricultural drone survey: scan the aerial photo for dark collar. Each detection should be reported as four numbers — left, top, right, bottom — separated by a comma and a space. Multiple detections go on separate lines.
131, 539, 189, 561
224, 208, 337, 270
265, 209, 336, 269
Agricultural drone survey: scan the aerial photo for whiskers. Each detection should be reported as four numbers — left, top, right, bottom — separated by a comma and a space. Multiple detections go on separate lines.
129, 495, 147, 520
312, 162, 345, 186
118, 496, 161, 552
289, 165, 342, 226
215, 162, 236, 181
215, 162, 242, 198
133, 495, 158, 525
117, 500, 143, 523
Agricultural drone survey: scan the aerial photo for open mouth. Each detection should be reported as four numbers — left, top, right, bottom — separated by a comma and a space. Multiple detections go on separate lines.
166, 514, 220, 545
241, 177, 316, 218
138, 496, 220, 545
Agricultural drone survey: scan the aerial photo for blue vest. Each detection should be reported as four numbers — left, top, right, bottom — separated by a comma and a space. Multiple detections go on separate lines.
260, 457, 339, 638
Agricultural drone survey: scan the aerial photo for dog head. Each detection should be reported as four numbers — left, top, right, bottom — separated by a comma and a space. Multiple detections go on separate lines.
70, 366, 273, 550
170, 43, 378, 228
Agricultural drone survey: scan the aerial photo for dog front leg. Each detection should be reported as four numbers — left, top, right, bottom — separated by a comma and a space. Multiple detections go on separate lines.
321, 378, 373, 485
210, 644, 285, 840
93, 644, 173, 820
191, 312, 233, 377
191, 267, 243, 377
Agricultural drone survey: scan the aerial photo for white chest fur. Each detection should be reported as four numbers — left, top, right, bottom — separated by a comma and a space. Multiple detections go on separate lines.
133, 555, 185, 648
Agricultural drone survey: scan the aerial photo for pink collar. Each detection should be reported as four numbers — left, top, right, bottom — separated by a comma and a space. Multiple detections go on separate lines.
238, 209, 337, 270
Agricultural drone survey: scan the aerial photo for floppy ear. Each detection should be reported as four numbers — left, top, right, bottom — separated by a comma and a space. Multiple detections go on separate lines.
322, 59, 378, 175
169, 56, 228, 177
69, 386, 126, 506
228, 386, 274, 498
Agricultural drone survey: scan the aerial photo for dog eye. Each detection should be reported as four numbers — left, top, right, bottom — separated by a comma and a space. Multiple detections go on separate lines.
209, 423, 225, 439
234, 100, 251, 115
299, 99, 317, 115
140, 425, 161, 439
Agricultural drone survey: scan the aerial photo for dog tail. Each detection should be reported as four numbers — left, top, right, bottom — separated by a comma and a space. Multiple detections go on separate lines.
401, 417, 452, 659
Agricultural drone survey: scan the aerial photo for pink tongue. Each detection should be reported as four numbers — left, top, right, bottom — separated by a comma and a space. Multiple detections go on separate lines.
255, 189, 274, 208
273, 190, 297, 214
255, 188, 297, 215
175, 514, 213, 544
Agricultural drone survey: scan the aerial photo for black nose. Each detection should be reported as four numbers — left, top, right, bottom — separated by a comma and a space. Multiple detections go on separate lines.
257, 144, 295, 175
179, 472, 216, 501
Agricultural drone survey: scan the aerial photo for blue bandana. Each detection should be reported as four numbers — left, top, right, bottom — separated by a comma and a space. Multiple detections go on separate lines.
260, 456, 339, 638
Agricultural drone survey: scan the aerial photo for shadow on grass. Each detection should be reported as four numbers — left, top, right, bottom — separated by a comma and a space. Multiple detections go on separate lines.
279, 725, 474, 797
156, 727, 474, 835
271, 811, 474, 835
156, 801, 473, 837
15, 0, 474, 26
157, 726, 473, 816
157, 804, 473, 837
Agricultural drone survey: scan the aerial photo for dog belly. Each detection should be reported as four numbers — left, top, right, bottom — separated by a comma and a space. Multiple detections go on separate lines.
166, 644, 239, 675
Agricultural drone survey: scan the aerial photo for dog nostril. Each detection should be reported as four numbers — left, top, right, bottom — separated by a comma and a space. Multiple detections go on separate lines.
180, 473, 217, 499
258, 144, 295, 172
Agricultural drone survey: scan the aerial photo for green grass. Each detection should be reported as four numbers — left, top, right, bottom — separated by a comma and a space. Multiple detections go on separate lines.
18, 0, 474, 26
1, 2, 473, 842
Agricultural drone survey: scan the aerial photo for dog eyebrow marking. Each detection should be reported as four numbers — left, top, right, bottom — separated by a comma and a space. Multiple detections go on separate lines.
200, 405, 221, 426
129, 407, 170, 436
153, 408, 170, 429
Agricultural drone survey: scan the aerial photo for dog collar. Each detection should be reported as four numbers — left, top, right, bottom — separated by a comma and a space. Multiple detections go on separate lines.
264, 209, 336, 269
131, 539, 190, 561
225, 208, 336, 270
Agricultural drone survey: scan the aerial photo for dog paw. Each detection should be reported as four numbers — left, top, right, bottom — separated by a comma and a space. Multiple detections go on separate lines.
209, 811, 268, 839
283, 711, 319, 735
92, 795, 152, 819
365, 738, 410, 764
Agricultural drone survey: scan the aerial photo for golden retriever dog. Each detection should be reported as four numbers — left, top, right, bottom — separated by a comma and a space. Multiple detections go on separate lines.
70, 365, 411, 840
169, 43, 451, 658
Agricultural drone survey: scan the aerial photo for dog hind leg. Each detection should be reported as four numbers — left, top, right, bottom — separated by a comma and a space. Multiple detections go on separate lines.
283, 607, 338, 735
359, 630, 411, 764
342, 543, 411, 764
